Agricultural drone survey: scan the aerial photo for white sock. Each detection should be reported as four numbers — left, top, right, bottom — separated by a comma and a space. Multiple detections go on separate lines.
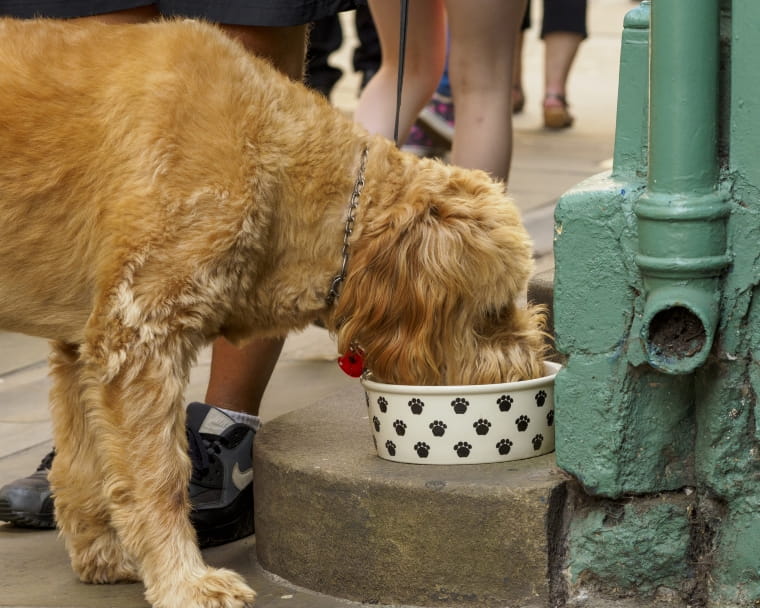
219, 407, 262, 432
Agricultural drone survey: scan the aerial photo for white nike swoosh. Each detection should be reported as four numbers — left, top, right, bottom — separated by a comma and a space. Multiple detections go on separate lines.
232, 463, 253, 491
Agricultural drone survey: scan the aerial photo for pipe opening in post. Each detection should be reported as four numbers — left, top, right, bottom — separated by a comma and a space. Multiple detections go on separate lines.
647, 306, 707, 360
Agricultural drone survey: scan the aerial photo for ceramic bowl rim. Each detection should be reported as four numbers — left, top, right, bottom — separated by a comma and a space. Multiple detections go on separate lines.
361, 360, 561, 396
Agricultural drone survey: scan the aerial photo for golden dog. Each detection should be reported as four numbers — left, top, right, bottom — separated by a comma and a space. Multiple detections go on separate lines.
0, 17, 545, 608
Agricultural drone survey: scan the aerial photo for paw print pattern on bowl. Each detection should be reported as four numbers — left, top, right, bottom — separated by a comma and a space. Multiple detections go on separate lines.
473, 418, 492, 435
408, 398, 424, 415
362, 361, 560, 464
515, 415, 530, 432
414, 442, 431, 458
429, 420, 447, 437
454, 441, 472, 458
451, 397, 469, 414
497, 394, 513, 412
532, 434, 544, 450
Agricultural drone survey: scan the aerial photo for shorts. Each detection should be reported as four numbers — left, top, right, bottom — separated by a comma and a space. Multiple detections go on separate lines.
521, 0, 588, 39
0, 1, 360, 26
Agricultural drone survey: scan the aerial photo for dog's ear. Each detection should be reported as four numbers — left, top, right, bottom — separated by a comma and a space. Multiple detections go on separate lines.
333, 161, 543, 384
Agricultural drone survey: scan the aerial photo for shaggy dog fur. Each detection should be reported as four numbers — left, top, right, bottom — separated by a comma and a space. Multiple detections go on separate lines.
0, 17, 546, 608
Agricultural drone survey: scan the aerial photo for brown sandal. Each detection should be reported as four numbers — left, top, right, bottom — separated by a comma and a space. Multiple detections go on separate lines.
543, 93, 574, 129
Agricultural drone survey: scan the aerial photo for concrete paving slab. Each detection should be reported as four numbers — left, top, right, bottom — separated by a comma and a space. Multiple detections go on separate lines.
0, 521, 382, 608
0, 444, 431, 608
0, 363, 53, 459
0, 422, 53, 461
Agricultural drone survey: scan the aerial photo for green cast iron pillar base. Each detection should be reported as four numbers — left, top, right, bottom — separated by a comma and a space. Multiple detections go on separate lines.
553, 1, 760, 605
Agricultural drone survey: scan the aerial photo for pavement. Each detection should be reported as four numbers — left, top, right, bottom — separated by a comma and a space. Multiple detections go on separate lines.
0, 1, 633, 606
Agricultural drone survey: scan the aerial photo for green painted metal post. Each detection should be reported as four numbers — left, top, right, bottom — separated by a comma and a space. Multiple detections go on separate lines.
690, 1, 760, 604
635, 0, 730, 375
553, 1, 760, 605
554, 0, 695, 499
612, 1, 649, 180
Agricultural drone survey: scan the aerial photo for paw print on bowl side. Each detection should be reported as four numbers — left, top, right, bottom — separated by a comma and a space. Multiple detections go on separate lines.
535, 390, 547, 407
547, 410, 554, 426
496, 438, 513, 455
497, 394, 513, 412
515, 415, 530, 432
429, 420, 447, 437
451, 397, 470, 414
372, 416, 380, 432
414, 442, 431, 458
453, 441, 472, 458
377, 396, 388, 413
473, 418, 492, 435
408, 397, 425, 415
393, 420, 407, 436
532, 434, 544, 450
385, 440, 396, 456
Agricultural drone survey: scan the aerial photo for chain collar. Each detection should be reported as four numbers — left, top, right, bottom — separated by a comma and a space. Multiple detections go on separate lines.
326, 145, 369, 306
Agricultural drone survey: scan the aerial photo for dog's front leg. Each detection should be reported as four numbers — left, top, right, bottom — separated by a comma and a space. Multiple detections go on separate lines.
71, 331, 256, 608
48, 341, 140, 583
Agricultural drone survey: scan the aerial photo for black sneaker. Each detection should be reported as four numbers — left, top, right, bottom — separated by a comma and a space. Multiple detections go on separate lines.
0, 405, 256, 548
0, 450, 56, 529
186, 402, 255, 548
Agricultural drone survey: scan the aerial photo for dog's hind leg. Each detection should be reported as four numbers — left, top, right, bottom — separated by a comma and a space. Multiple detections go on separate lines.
47, 341, 140, 584
76, 327, 255, 608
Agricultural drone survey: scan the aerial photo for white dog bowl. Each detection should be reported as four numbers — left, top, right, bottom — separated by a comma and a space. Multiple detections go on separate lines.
361, 361, 561, 464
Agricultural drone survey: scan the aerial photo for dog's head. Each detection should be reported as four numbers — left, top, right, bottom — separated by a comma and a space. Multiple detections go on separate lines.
329, 151, 547, 385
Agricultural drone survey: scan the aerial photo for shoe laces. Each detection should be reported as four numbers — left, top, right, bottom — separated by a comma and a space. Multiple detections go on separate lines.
186, 428, 222, 478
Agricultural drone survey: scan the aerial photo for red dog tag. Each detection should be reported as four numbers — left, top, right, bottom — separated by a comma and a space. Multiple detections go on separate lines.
338, 349, 364, 377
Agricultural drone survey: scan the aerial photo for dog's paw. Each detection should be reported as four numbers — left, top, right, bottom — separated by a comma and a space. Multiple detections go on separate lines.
71, 534, 140, 583
75, 558, 141, 584
148, 567, 256, 608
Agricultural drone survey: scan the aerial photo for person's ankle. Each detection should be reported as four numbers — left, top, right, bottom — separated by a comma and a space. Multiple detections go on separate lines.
217, 407, 262, 432
544, 92, 567, 108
